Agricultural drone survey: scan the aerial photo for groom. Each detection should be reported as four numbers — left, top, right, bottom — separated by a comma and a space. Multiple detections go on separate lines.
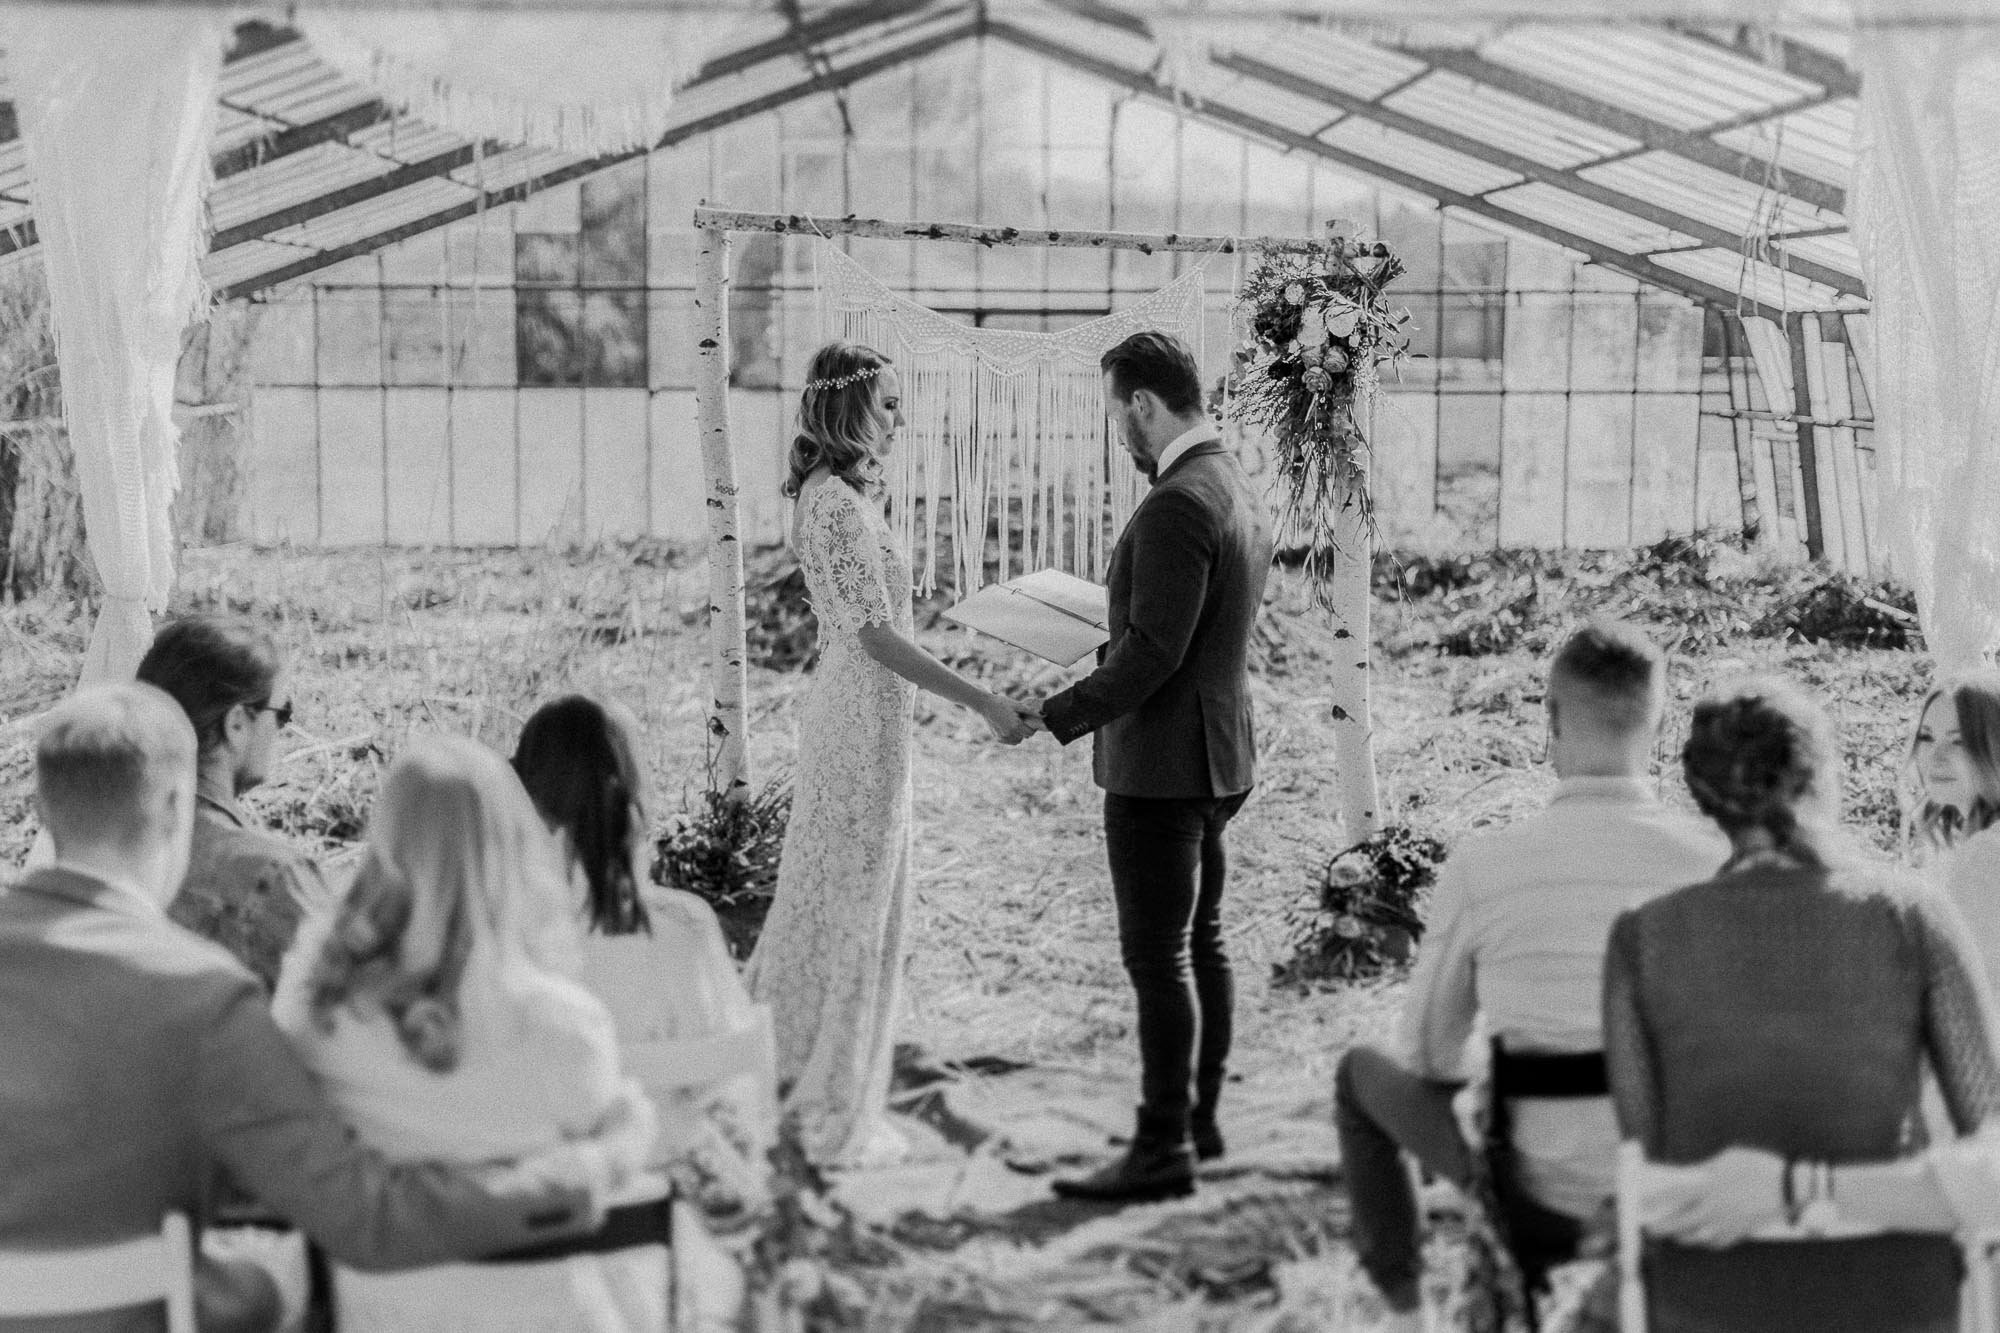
1029, 330, 1274, 1202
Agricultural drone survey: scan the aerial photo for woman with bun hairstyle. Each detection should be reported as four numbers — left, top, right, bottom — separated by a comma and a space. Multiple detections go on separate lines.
749, 341, 1037, 1168
1600, 679, 2000, 1333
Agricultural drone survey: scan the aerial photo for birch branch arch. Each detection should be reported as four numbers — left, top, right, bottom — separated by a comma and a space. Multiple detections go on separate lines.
690, 205, 1380, 841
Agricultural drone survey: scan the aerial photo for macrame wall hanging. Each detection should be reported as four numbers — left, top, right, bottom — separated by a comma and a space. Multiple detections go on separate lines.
813, 239, 1221, 594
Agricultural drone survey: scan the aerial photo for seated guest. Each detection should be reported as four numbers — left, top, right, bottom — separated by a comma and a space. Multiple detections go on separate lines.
513, 696, 773, 1189
1334, 621, 1727, 1331
136, 614, 332, 989
1909, 670, 2000, 976
0, 685, 651, 1333
275, 734, 666, 1332
1603, 679, 2000, 1333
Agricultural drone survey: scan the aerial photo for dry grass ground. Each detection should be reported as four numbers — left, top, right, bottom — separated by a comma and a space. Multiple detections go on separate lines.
0, 537, 1932, 1329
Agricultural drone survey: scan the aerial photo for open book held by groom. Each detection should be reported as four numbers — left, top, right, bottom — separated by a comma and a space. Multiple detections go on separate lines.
943, 569, 1110, 667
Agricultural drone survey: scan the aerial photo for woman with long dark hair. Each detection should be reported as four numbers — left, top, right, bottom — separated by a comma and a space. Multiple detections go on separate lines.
1603, 679, 2000, 1333
1909, 670, 2000, 984
136, 614, 330, 989
513, 695, 770, 1187
749, 341, 1037, 1168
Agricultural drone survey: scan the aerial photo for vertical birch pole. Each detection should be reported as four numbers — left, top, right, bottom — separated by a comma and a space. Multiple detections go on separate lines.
694, 224, 751, 801
1328, 418, 1380, 841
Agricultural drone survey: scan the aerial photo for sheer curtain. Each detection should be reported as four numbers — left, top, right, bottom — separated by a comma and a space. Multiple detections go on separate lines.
1850, 11, 2000, 667
5, 5, 228, 684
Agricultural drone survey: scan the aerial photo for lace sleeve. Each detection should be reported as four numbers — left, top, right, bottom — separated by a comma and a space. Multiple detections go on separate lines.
1909, 886, 2000, 1134
803, 485, 896, 634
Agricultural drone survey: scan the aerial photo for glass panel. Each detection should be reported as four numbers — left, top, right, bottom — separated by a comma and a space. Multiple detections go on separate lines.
581, 291, 646, 388
515, 232, 578, 286
383, 289, 446, 386
580, 164, 647, 287
516, 288, 583, 387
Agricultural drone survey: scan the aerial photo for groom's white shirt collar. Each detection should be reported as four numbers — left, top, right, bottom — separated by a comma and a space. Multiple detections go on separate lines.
1154, 419, 1221, 479
47, 860, 164, 918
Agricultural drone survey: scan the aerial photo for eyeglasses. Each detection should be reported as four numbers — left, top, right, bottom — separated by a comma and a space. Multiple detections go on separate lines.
253, 699, 295, 729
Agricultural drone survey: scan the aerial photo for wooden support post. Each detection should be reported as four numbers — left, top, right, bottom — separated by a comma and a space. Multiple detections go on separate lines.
694, 224, 751, 801
1330, 412, 1381, 843
1785, 310, 1828, 564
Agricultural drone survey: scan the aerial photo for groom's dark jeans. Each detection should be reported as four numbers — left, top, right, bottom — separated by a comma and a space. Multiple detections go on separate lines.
1104, 788, 1251, 1130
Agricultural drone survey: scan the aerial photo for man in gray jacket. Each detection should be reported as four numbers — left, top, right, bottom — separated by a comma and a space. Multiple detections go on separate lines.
0, 683, 651, 1332
1036, 331, 1274, 1202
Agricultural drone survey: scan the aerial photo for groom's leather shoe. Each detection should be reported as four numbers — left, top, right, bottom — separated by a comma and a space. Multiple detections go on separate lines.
1190, 1112, 1225, 1163
1052, 1110, 1195, 1203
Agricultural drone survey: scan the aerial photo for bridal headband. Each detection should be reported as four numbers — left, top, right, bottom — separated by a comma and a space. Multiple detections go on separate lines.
805, 364, 880, 393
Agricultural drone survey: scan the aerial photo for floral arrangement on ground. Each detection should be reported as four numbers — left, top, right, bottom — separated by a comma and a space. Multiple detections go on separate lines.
1227, 233, 1414, 606
652, 774, 792, 959
1273, 823, 1446, 988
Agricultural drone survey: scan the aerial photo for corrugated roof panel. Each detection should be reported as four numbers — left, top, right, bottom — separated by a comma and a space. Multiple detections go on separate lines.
1381, 69, 1640, 169
1651, 245, 1851, 310
347, 120, 469, 164
450, 145, 586, 196
209, 144, 399, 231
1713, 98, 1854, 188
1485, 180, 1704, 254
1006, 10, 1164, 69
1581, 151, 1843, 237
1214, 74, 1342, 135
0, 200, 31, 230
1478, 25, 1818, 132
267, 177, 477, 251
1235, 26, 1430, 102
219, 39, 325, 102
1774, 230, 1862, 278
1319, 118, 1525, 197
202, 239, 309, 292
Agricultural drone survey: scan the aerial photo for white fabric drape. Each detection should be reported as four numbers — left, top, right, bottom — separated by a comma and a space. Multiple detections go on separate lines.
5, 5, 227, 683
814, 241, 1216, 594
297, 9, 729, 156
1850, 12, 2000, 667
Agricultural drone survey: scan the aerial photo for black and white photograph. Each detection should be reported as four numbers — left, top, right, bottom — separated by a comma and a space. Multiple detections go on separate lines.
1, 0, 1996, 1329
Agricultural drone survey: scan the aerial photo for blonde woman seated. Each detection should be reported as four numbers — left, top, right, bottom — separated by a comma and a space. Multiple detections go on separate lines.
1911, 670, 2000, 975
513, 695, 774, 1210
273, 735, 666, 1333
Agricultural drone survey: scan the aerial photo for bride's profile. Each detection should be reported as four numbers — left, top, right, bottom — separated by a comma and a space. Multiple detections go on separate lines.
746, 340, 1036, 1168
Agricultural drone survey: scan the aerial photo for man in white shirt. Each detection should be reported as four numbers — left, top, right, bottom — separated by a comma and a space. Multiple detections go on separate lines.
1334, 621, 1728, 1331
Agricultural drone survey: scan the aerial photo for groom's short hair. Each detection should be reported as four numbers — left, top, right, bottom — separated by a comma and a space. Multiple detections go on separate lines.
1101, 332, 1203, 414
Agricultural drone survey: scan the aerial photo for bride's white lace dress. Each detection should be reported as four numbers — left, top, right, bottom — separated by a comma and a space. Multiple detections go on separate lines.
746, 477, 915, 1167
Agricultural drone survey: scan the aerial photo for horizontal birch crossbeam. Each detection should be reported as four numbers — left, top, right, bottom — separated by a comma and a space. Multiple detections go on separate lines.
691, 206, 1331, 254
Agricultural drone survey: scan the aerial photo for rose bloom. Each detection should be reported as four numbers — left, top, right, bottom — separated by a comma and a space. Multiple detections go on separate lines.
1283, 281, 1307, 305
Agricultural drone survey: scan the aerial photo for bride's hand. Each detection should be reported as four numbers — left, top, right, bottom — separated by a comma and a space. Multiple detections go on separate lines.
979, 694, 1037, 745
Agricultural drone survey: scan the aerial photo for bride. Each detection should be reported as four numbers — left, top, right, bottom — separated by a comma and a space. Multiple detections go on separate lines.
746, 340, 1037, 1168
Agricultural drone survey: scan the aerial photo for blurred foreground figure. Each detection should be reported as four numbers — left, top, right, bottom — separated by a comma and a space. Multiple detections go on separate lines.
0, 685, 645, 1333
1605, 678, 2000, 1333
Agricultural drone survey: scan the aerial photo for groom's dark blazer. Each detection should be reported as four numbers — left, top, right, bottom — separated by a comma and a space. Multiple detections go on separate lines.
1042, 435, 1274, 798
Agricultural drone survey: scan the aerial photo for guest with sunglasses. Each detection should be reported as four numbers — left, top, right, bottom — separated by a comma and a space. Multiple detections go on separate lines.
137, 614, 332, 990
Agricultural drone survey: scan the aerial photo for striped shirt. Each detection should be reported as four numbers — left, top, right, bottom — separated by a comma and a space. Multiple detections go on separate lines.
1397, 775, 1728, 1217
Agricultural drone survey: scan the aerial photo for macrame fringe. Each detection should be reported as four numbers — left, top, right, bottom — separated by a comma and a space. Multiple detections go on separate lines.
813, 241, 1217, 595
299, 18, 699, 157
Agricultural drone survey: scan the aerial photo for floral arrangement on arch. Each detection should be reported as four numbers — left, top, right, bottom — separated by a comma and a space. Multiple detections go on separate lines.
1226, 232, 1413, 606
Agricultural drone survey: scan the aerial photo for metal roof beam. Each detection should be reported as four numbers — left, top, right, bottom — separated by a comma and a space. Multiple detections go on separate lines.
986, 19, 1826, 319
1213, 48, 1864, 297
219, 17, 978, 299
1396, 46, 1846, 214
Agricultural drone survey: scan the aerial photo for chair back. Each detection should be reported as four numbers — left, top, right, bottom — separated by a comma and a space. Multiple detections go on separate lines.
0, 1212, 196, 1330
621, 1004, 778, 1150
1615, 1142, 1647, 1333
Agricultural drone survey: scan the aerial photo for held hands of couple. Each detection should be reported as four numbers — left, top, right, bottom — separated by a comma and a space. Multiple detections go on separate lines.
477, 1079, 659, 1226
979, 692, 1045, 745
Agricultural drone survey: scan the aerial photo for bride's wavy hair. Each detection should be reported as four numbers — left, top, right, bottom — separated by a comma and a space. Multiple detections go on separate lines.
1906, 670, 2000, 854
303, 735, 573, 1073
782, 341, 892, 499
